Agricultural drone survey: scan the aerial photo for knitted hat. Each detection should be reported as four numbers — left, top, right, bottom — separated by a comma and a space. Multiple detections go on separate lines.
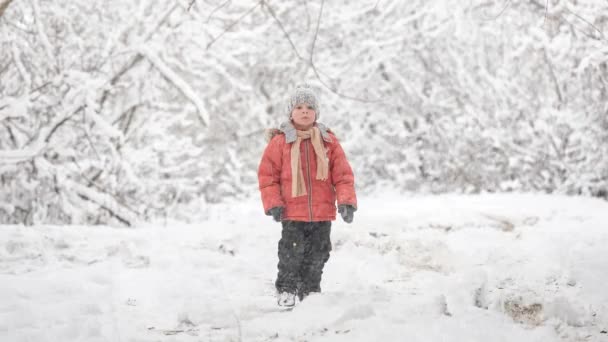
287, 84, 320, 120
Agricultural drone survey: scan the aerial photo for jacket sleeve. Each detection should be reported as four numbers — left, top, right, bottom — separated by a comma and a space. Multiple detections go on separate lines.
258, 135, 285, 214
329, 135, 357, 209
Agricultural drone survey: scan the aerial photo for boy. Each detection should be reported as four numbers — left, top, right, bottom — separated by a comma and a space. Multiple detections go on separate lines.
258, 84, 357, 307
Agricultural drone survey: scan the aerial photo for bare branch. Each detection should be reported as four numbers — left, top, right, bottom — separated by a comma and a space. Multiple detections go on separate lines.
76, 193, 132, 227
373, 0, 381, 11
101, 55, 144, 109
70, 159, 142, 217
300, 0, 311, 31
308, 0, 324, 62
564, 7, 607, 42
479, 0, 513, 21
206, 0, 230, 23
542, 48, 563, 106
206, 1, 261, 50
3, 123, 17, 147
264, 0, 380, 102
0, 60, 11, 75
529, 0, 606, 42
264, 1, 305, 60
81, 118, 102, 161
309, 0, 382, 103
543, 0, 548, 26
45, 107, 83, 143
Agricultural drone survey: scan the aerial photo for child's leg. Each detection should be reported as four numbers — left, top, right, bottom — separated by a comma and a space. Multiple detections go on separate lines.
298, 221, 331, 300
275, 221, 307, 295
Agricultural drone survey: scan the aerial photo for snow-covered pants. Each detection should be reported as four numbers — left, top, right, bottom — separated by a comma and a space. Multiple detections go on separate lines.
275, 221, 332, 300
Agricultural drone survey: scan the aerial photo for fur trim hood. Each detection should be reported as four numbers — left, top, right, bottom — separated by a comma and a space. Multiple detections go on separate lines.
264, 121, 333, 143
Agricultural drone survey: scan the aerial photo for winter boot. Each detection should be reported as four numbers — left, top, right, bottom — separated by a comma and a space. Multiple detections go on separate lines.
277, 292, 296, 307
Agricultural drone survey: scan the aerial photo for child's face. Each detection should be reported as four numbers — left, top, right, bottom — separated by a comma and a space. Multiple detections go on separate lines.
290, 103, 316, 129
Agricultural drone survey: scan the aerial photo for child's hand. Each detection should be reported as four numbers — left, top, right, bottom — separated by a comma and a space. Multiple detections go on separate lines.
338, 205, 356, 224
268, 207, 284, 222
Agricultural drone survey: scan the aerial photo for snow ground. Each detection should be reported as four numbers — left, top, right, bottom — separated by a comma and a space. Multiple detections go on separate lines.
1, 193, 607, 342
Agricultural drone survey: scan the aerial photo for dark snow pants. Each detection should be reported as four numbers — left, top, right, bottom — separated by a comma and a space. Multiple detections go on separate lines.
275, 220, 332, 300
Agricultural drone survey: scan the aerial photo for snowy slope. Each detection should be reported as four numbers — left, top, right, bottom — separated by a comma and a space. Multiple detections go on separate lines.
1, 193, 607, 342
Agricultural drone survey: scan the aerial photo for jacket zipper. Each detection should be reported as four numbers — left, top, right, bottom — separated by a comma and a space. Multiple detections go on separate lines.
304, 141, 313, 222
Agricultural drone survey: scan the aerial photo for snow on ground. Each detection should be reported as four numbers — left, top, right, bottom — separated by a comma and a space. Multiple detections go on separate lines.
1, 193, 608, 342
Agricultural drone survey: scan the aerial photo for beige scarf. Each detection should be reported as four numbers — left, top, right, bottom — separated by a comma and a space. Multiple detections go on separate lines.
291, 127, 329, 197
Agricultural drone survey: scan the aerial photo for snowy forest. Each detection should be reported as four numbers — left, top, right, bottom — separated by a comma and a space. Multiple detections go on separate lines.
1, 0, 608, 227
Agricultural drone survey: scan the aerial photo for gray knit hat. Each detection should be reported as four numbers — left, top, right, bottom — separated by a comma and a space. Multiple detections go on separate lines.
287, 84, 320, 120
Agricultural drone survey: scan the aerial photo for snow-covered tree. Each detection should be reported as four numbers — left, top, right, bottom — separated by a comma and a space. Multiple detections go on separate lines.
1, 0, 606, 226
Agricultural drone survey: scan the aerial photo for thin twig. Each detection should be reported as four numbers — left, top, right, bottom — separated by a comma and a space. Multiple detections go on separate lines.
542, 48, 563, 105
207, 0, 231, 23
529, 0, 607, 42
4, 123, 17, 147
301, 0, 311, 31
264, 1, 305, 60
77, 192, 132, 226
564, 7, 607, 42
44, 107, 83, 143
309, 0, 382, 103
479, 0, 513, 21
71, 158, 142, 216
206, 1, 261, 50
188, 0, 196, 11
263, 0, 381, 102
543, 0, 548, 26
0, 60, 11, 75
81, 112, 102, 161
373, 0, 381, 11
31, 81, 52, 93
308, 0, 324, 62
101, 55, 144, 108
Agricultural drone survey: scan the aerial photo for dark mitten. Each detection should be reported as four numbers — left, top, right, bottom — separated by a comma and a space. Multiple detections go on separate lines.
338, 204, 356, 223
268, 207, 284, 222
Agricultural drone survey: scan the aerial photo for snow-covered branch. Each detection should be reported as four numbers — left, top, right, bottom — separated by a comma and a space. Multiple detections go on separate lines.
0, 146, 41, 164
2, 0, 607, 226
65, 179, 137, 227
138, 45, 210, 127
31, 0, 56, 72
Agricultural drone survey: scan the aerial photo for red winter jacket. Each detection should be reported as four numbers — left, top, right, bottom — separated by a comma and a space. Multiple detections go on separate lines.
258, 122, 357, 222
